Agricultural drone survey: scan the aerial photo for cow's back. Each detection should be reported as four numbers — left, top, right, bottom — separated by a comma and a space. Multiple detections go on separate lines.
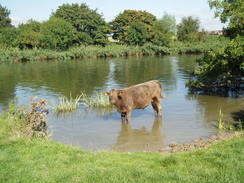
124, 80, 162, 109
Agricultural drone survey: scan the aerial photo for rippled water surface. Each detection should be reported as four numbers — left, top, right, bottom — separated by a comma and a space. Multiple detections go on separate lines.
0, 55, 242, 151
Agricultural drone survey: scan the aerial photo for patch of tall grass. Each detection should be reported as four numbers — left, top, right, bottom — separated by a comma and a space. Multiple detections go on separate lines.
81, 92, 113, 109
218, 108, 224, 129
0, 96, 49, 140
217, 108, 243, 130
51, 92, 114, 113
0, 98, 25, 140
51, 93, 82, 112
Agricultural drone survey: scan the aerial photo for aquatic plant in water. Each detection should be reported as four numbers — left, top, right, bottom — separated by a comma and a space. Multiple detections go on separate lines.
218, 109, 224, 129
81, 92, 114, 109
51, 93, 82, 112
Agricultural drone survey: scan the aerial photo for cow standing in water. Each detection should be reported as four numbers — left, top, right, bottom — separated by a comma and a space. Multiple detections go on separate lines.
103, 80, 165, 122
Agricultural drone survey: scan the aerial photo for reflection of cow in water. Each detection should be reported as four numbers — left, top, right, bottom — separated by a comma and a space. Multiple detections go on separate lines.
103, 80, 165, 122
111, 118, 164, 152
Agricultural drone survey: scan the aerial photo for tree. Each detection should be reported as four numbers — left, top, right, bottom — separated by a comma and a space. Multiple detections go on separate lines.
52, 3, 110, 46
150, 13, 176, 47
209, 0, 244, 39
0, 4, 13, 29
127, 21, 147, 46
177, 16, 201, 42
17, 19, 42, 49
188, 36, 243, 88
187, 0, 244, 91
0, 27, 18, 49
41, 18, 75, 50
0, 4, 17, 48
110, 10, 156, 44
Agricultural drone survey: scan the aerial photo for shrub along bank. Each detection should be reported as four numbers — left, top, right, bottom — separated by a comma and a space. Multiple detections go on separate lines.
0, 36, 228, 62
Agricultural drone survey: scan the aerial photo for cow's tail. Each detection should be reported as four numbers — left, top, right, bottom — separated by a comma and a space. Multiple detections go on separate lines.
155, 80, 166, 99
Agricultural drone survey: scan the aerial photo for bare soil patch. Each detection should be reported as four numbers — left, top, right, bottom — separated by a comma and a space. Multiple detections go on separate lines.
159, 131, 244, 154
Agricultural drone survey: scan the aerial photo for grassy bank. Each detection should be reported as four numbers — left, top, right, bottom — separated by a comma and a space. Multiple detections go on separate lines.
0, 36, 228, 62
1, 136, 243, 182
0, 97, 244, 182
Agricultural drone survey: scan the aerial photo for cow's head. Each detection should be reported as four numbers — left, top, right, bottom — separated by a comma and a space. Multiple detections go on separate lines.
103, 89, 123, 105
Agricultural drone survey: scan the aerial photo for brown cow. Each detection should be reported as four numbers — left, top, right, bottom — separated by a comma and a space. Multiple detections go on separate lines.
103, 80, 165, 122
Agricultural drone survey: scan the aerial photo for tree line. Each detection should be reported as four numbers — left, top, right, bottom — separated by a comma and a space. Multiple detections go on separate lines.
0, 3, 204, 50
187, 0, 244, 91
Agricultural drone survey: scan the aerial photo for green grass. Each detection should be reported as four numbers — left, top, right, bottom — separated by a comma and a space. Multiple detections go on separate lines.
51, 93, 82, 112
0, 136, 243, 182
218, 109, 224, 129
51, 92, 115, 116
81, 92, 114, 109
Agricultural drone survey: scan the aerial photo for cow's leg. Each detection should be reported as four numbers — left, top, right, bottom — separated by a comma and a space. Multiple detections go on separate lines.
121, 113, 126, 122
157, 102, 162, 117
152, 97, 162, 117
125, 109, 132, 123
151, 102, 158, 117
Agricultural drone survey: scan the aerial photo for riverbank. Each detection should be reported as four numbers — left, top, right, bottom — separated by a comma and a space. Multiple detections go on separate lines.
0, 36, 228, 62
0, 132, 243, 182
0, 99, 243, 182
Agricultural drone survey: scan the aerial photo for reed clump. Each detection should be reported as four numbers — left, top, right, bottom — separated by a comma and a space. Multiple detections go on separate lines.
217, 108, 243, 130
81, 92, 113, 109
218, 109, 224, 129
51, 92, 114, 113
51, 93, 82, 112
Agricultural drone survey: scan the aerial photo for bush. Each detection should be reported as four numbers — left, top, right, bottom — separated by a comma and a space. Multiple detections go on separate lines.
0, 96, 49, 140
187, 35, 244, 91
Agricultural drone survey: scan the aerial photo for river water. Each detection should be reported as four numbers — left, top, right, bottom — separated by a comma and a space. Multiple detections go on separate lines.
0, 54, 243, 152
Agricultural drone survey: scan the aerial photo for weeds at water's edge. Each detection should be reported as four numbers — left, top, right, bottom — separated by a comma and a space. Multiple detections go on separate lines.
217, 108, 243, 131
218, 109, 224, 129
51, 92, 114, 113
0, 96, 49, 140
51, 93, 82, 112
81, 92, 114, 109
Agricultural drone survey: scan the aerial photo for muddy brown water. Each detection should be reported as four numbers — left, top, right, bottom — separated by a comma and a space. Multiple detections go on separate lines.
0, 55, 243, 152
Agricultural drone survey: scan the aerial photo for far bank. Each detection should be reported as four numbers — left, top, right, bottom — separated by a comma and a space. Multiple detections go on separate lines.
0, 36, 228, 62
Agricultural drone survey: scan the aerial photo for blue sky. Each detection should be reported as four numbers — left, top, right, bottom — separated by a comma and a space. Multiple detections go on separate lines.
2, 0, 226, 30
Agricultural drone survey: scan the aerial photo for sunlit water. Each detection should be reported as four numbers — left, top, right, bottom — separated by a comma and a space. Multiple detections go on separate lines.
0, 55, 243, 152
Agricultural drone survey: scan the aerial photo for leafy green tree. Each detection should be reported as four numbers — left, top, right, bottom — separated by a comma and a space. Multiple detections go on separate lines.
0, 4, 13, 29
17, 19, 42, 49
177, 16, 201, 42
0, 4, 17, 48
41, 18, 75, 50
150, 13, 176, 47
0, 27, 18, 49
52, 3, 110, 46
128, 21, 147, 46
187, 0, 244, 90
188, 36, 244, 88
110, 10, 156, 44
209, 0, 244, 39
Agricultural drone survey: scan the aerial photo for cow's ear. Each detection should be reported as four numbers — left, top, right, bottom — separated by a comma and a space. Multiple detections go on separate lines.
103, 91, 110, 96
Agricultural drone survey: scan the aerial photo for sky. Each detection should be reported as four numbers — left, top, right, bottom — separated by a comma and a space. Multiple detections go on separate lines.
2, 0, 226, 31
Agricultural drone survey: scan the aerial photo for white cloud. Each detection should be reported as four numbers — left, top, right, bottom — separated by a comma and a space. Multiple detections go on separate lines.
10, 16, 46, 27
10, 16, 29, 27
